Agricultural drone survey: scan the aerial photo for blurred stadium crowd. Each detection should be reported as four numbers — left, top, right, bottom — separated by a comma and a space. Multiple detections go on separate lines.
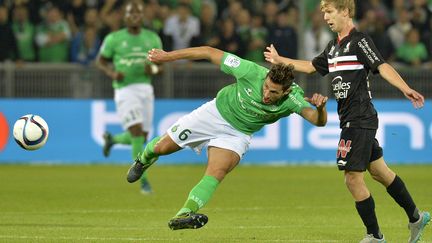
1, 0, 432, 68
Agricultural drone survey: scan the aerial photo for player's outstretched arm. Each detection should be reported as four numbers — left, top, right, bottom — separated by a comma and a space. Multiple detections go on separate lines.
378, 63, 425, 109
300, 93, 328, 127
148, 46, 224, 66
264, 44, 316, 74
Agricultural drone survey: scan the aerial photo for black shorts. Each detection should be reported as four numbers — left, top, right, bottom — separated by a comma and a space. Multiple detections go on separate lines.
336, 127, 383, 171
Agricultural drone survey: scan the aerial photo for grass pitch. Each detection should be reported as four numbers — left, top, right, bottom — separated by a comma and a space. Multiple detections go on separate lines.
0, 164, 431, 243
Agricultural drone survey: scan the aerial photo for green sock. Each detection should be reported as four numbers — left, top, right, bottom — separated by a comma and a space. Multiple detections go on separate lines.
140, 136, 161, 160
113, 131, 132, 144
131, 135, 146, 179
176, 175, 220, 216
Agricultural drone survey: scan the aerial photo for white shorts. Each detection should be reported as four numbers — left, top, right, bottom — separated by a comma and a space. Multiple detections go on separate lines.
114, 83, 154, 131
167, 99, 252, 158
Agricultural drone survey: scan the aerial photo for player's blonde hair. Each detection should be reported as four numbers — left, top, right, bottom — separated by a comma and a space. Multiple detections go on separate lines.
320, 0, 355, 18
267, 64, 295, 91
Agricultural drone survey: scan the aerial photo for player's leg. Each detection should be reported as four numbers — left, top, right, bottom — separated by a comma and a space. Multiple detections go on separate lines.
368, 156, 430, 243
168, 146, 240, 230
338, 128, 384, 242
127, 134, 181, 183
126, 123, 152, 194
138, 92, 154, 194
345, 171, 384, 242
102, 131, 132, 157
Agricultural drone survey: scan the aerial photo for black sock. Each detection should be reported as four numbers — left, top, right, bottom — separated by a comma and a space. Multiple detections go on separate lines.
386, 175, 419, 223
355, 195, 382, 239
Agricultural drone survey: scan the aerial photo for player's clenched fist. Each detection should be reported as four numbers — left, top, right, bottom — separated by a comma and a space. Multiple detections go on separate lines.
305, 93, 328, 109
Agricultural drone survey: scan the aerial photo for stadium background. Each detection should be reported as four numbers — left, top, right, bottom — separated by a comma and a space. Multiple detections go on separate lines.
0, 0, 431, 164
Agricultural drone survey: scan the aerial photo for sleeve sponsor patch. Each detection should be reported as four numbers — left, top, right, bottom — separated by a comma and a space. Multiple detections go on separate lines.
224, 54, 241, 68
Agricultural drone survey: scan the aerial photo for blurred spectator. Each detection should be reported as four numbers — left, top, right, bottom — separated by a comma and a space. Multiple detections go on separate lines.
0, 5, 20, 62
235, 8, 251, 47
359, 0, 391, 26
11, 4, 35, 61
99, 8, 122, 40
370, 19, 395, 61
263, 1, 279, 29
190, 0, 218, 47
244, 14, 267, 62
142, 1, 163, 32
396, 28, 428, 67
66, 0, 88, 35
35, 6, 71, 62
285, 6, 299, 30
411, 0, 431, 32
421, 17, 432, 59
388, 8, 412, 49
220, 0, 243, 20
163, 3, 199, 50
70, 25, 100, 65
304, 9, 332, 60
215, 18, 243, 56
267, 10, 297, 59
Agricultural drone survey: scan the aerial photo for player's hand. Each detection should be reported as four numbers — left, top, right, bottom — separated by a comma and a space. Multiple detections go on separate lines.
264, 44, 281, 64
403, 88, 424, 109
110, 71, 124, 81
305, 93, 328, 110
148, 48, 169, 64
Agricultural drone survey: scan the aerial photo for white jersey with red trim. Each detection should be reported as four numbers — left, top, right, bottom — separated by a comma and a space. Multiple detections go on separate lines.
312, 29, 385, 129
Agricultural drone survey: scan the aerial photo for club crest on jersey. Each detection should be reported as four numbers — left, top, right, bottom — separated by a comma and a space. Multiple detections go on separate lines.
343, 42, 351, 53
244, 88, 252, 96
337, 139, 352, 158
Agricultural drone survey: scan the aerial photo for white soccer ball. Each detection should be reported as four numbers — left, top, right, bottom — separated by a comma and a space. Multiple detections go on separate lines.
13, 114, 49, 150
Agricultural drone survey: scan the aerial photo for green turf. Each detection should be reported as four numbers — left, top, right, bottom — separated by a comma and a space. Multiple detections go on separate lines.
0, 164, 431, 242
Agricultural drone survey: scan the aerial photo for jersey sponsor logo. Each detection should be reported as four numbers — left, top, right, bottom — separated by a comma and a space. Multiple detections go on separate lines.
224, 55, 241, 68
358, 38, 380, 64
337, 139, 352, 158
331, 76, 351, 100
119, 57, 147, 66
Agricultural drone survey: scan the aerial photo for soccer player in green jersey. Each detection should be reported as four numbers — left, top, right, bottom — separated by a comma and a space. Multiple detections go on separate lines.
125, 45, 329, 230
96, 0, 162, 194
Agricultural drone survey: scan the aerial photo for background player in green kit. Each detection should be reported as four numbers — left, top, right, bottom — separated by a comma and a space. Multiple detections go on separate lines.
96, 0, 162, 194
126, 45, 329, 230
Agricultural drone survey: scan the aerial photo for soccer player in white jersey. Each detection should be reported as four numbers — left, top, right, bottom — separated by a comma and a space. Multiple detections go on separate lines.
264, 0, 429, 242
126, 45, 329, 230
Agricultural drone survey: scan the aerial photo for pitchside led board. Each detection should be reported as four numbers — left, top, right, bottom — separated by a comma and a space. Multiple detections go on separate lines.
0, 99, 431, 164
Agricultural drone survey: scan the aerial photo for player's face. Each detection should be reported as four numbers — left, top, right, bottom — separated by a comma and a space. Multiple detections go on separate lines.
124, 3, 144, 28
321, 4, 347, 33
262, 78, 290, 105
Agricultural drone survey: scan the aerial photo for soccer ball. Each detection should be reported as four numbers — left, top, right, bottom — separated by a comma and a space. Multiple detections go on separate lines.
13, 114, 49, 150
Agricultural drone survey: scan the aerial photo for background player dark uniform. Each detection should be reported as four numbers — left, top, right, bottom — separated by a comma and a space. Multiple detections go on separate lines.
264, 0, 429, 242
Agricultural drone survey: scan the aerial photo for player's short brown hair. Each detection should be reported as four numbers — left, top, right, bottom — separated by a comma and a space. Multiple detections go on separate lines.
267, 64, 295, 91
320, 0, 355, 18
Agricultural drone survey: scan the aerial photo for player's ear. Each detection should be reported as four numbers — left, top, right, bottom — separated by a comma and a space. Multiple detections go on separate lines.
283, 87, 292, 96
